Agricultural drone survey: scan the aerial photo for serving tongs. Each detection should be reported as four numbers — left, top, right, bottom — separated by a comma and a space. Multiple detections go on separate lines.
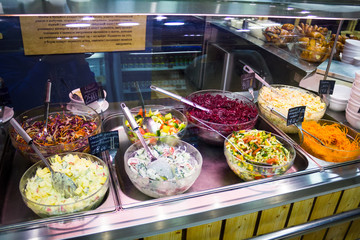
135, 82, 157, 134
267, 106, 325, 146
10, 118, 78, 198
121, 103, 174, 179
150, 85, 211, 113
43, 79, 52, 133
190, 115, 272, 167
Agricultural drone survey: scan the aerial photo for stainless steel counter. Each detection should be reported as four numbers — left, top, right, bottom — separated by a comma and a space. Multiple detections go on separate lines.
0, 101, 359, 240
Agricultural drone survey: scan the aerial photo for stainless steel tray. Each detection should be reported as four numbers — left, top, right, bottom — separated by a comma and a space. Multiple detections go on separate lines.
0, 137, 120, 231
104, 113, 312, 209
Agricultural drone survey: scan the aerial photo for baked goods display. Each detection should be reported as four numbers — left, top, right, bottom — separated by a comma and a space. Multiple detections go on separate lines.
329, 34, 359, 60
294, 23, 331, 62
263, 24, 296, 47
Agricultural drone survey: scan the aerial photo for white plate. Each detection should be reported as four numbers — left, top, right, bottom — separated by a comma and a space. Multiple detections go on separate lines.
1, 106, 14, 123
345, 39, 360, 48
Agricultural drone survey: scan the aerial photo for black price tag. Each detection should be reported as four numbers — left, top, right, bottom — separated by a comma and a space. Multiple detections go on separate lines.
358, 107, 360, 114
287, 106, 306, 126
88, 131, 120, 155
80, 82, 99, 105
318, 80, 335, 95
241, 72, 255, 90
0, 87, 11, 105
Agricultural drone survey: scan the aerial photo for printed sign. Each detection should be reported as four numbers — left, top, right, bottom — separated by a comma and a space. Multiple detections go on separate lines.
19, 15, 146, 55
80, 82, 99, 105
318, 80, 335, 95
241, 72, 255, 90
88, 131, 120, 155
287, 106, 306, 126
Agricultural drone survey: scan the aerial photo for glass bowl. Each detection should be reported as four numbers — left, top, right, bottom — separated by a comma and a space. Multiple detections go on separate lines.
300, 119, 360, 163
294, 36, 330, 63
123, 105, 188, 143
184, 90, 258, 145
262, 26, 296, 47
257, 84, 327, 133
19, 152, 110, 217
224, 130, 296, 181
9, 103, 101, 162
124, 137, 203, 198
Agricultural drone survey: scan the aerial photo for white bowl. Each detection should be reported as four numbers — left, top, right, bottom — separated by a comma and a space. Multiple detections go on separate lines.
345, 39, 360, 48
347, 99, 360, 113
328, 84, 352, 102
69, 88, 107, 111
346, 107, 360, 129
350, 85, 360, 102
328, 98, 348, 111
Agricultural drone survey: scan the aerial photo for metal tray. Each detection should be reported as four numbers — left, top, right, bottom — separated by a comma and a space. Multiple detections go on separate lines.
104, 113, 312, 209
0, 136, 120, 231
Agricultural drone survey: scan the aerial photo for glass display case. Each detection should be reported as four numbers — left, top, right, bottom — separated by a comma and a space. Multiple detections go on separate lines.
0, 1, 359, 239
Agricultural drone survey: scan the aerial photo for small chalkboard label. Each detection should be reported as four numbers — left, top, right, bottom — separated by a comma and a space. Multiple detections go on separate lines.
241, 72, 255, 90
318, 80, 335, 95
88, 131, 120, 155
80, 82, 99, 105
287, 106, 306, 126
0, 87, 11, 105
358, 107, 360, 114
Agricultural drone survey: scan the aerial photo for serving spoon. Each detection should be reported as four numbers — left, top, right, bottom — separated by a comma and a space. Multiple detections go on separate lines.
10, 118, 78, 198
121, 103, 174, 179
135, 82, 157, 134
150, 85, 211, 113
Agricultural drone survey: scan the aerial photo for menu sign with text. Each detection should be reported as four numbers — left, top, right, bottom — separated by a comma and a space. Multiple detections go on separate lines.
19, 15, 146, 55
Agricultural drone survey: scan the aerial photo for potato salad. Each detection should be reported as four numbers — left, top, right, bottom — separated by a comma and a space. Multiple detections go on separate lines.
24, 154, 108, 215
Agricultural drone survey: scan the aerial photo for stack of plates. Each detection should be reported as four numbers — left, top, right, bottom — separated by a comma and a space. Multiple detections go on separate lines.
342, 39, 360, 65
345, 71, 360, 129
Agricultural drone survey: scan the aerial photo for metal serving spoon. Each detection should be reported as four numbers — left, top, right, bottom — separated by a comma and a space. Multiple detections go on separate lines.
10, 118, 77, 198
134, 82, 157, 134
150, 85, 211, 113
43, 79, 52, 133
121, 103, 174, 179
267, 106, 326, 146
190, 115, 272, 167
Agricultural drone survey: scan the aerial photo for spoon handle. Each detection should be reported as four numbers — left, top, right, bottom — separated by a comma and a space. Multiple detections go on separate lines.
44, 79, 52, 129
120, 103, 156, 161
150, 85, 211, 113
10, 118, 54, 172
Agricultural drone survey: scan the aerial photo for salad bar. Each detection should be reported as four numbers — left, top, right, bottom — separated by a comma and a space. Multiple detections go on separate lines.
0, 89, 359, 239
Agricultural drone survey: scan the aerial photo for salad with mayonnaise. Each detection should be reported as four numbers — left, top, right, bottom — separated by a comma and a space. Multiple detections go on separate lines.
22, 153, 109, 217
125, 143, 201, 198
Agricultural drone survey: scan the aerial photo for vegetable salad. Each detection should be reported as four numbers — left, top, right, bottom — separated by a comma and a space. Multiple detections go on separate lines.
126, 143, 200, 198
24, 154, 109, 216
225, 130, 293, 181
125, 109, 186, 142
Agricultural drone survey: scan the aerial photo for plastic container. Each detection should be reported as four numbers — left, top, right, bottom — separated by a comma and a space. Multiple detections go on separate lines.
123, 105, 188, 143
9, 103, 101, 162
184, 90, 258, 145
19, 152, 110, 217
224, 130, 296, 181
124, 138, 203, 198
257, 85, 327, 133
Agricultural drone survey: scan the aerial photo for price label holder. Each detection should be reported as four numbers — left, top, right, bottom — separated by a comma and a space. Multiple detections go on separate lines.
0, 87, 11, 106
80, 82, 100, 105
318, 80, 335, 95
358, 107, 360, 114
241, 72, 255, 90
88, 131, 120, 155
287, 106, 306, 126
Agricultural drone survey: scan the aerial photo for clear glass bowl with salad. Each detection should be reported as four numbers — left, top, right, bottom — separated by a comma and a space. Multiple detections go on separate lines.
124, 137, 203, 198
9, 103, 101, 163
184, 90, 258, 145
224, 129, 296, 181
19, 152, 110, 217
123, 105, 188, 143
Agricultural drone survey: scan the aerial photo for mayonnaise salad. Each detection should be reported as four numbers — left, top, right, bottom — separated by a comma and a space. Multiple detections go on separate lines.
125, 143, 202, 198
23, 153, 109, 216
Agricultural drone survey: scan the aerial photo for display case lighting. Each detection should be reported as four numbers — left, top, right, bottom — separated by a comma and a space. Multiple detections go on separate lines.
164, 22, 185, 26
65, 23, 91, 27
118, 22, 139, 26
